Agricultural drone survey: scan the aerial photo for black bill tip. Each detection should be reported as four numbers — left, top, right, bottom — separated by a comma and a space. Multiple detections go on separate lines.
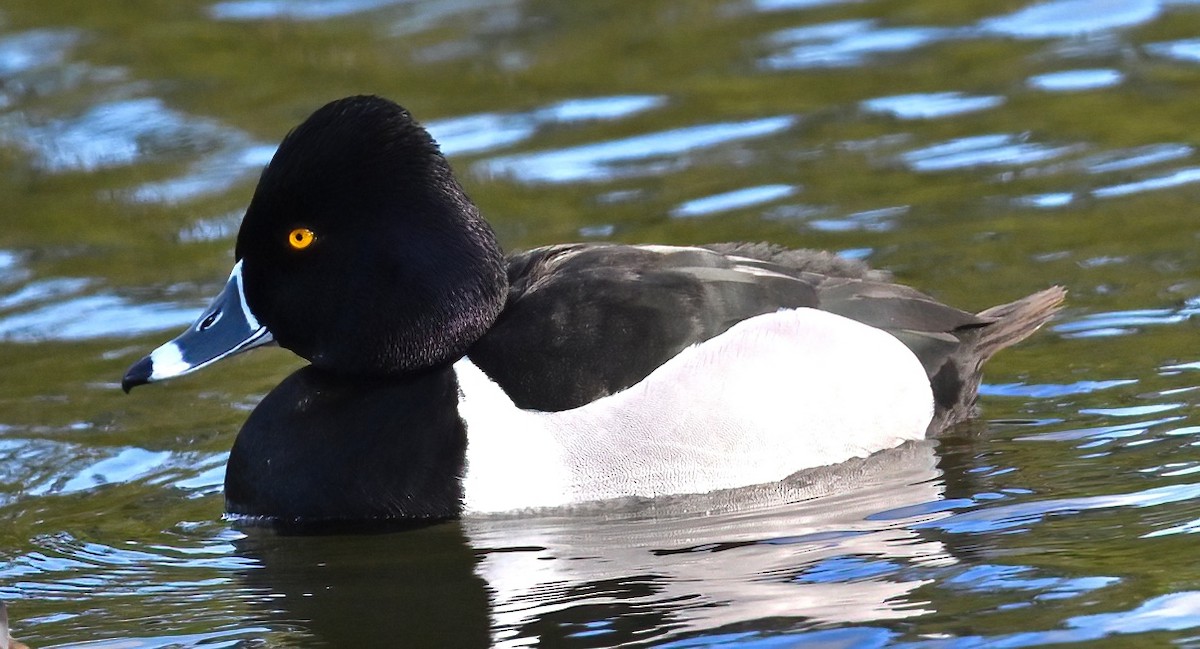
122, 356, 153, 393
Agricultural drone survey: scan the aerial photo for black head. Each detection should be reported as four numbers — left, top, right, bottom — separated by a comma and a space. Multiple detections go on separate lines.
234, 95, 507, 376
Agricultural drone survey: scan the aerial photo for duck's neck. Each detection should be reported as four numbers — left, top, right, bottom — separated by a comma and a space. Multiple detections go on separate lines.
225, 364, 466, 524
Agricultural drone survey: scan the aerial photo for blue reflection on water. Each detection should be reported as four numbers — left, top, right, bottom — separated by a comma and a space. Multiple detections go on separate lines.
1018, 416, 1182, 442
1146, 37, 1200, 62
1092, 166, 1200, 198
894, 591, 1200, 648
2, 98, 236, 173
980, 0, 1161, 39
428, 95, 665, 157
1082, 143, 1193, 173
31, 448, 175, 496
1016, 192, 1075, 208
753, 0, 860, 10
861, 92, 1004, 120
762, 21, 957, 69
1054, 308, 1190, 338
671, 184, 797, 218
209, 0, 405, 21
807, 206, 907, 232
918, 481, 1200, 534
901, 134, 1077, 172
0, 294, 198, 342
981, 379, 1137, 398
945, 564, 1118, 595
0, 29, 79, 78
1027, 68, 1125, 92
477, 116, 796, 184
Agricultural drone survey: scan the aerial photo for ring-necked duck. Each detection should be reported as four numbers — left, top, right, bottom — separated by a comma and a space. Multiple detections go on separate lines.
122, 95, 1064, 524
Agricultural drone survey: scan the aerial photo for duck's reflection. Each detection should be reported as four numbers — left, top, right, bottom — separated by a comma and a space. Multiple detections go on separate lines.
235, 440, 950, 647
234, 523, 492, 647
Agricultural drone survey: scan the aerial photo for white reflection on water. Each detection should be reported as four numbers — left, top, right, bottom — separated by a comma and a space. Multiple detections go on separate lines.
0, 294, 197, 342
670, 184, 797, 218
1054, 308, 1190, 338
753, 0, 860, 10
1016, 192, 1075, 208
0, 265, 206, 342
209, 0, 407, 21
0, 97, 275, 205
128, 144, 276, 204
980, 0, 1162, 39
1146, 37, 1200, 62
1092, 166, 1200, 199
861, 92, 1004, 120
1, 98, 233, 173
477, 116, 796, 184
1027, 69, 1125, 92
428, 95, 666, 157
762, 20, 958, 69
466, 441, 950, 647
1081, 143, 1194, 174
916, 481, 1200, 534
0, 29, 80, 78
27, 448, 176, 497
901, 134, 1079, 173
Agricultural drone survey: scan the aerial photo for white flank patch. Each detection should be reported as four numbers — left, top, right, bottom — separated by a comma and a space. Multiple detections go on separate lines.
456, 358, 571, 513
457, 308, 934, 514
148, 341, 190, 380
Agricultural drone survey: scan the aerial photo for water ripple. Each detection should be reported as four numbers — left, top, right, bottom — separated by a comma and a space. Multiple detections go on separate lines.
428, 95, 666, 157
980, 0, 1162, 39
127, 144, 276, 204
209, 0, 406, 21
897, 591, 1200, 647
1092, 166, 1200, 198
2, 98, 232, 173
901, 134, 1079, 173
918, 482, 1200, 534
762, 21, 958, 69
981, 379, 1138, 398
1018, 416, 1182, 442
945, 563, 1118, 596
1053, 308, 1189, 338
670, 184, 797, 218
476, 116, 796, 184
1081, 143, 1193, 174
0, 29, 80, 78
753, 0, 859, 10
1027, 68, 1125, 92
1146, 37, 1200, 62
861, 92, 1004, 120
807, 206, 908, 232
0, 293, 197, 342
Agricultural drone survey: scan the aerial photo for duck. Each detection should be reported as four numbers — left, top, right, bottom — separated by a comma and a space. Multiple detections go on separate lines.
121, 95, 1064, 525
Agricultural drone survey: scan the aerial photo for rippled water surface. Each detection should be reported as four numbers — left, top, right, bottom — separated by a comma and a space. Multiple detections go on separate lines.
5, 0, 1200, 646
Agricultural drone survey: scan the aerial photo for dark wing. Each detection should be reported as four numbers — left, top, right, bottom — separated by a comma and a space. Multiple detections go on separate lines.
467, 243, 992, 415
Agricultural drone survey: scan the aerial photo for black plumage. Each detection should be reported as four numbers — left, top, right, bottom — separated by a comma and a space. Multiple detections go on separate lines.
123, 95, 1065, 524
471, 241, 1063, 431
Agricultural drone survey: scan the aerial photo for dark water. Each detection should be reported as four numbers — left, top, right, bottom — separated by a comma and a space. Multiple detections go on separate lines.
4, 0, 1200, 646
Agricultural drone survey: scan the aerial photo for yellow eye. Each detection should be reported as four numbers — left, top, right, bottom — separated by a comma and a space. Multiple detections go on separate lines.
288, 228, 315, 250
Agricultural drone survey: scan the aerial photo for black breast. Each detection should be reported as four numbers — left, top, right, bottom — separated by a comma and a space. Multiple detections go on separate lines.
225, 365, 467, 524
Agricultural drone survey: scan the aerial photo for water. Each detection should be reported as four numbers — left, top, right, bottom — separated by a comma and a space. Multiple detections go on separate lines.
3, 0, 1200, 646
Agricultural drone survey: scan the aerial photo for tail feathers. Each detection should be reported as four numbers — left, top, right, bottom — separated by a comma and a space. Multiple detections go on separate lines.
972, 286, 1066, 369
926, 286, 1065, 435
